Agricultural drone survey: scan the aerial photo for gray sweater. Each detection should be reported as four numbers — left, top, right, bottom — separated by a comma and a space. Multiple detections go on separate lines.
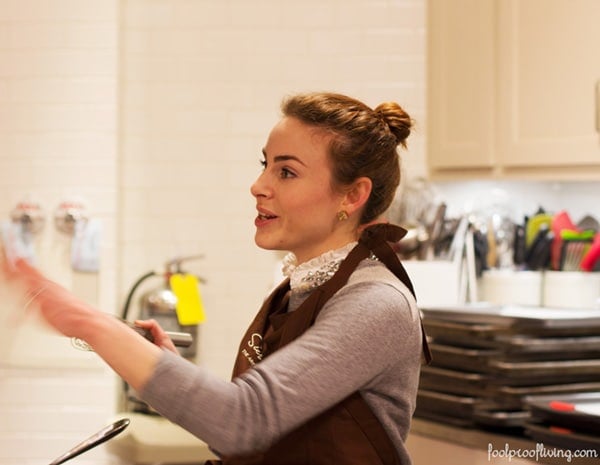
141, 259, 422, 463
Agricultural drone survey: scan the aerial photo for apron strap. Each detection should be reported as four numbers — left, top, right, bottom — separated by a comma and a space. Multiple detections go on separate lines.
359, 224, 416, 298
358, 224, 432, 364
311, 223, 431, 364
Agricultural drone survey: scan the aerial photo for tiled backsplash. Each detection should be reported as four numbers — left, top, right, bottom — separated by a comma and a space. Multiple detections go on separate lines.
434, 180, 600, 224
0, 1, 119, 464
0, 366, 119, 465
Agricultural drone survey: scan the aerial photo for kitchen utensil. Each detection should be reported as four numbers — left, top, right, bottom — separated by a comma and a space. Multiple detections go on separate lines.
512, 223, 526, 266
418, 202, 446, 260
71, 317, 193, 352
550, 210, 579, 270
560, 241, 590, 271
581, 233, 600, 271
559, 229, 594, 271
486, 218, 497, 268
394, 177, 436, 225
525, 210, 553, 248
525, 224, 553, 270
577, 214, 600, 233
394, 221, 428, 259
48, 418, 130, 465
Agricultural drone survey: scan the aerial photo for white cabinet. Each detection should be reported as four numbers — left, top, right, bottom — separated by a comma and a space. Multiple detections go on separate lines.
497, 0, 600, 168
427, 0, 496, 172
427, 0, 600, 179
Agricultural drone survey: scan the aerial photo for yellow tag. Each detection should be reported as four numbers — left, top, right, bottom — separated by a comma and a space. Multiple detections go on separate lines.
169, 273, 205, 325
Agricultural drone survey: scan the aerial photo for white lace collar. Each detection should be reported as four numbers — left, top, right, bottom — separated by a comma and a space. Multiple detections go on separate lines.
281, 242, 357, 293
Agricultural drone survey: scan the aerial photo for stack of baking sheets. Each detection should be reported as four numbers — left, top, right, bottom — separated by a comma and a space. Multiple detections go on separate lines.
415, 304, 600, 432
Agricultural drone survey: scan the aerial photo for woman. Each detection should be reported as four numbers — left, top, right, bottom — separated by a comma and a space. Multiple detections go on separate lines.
3, 92, 429, 465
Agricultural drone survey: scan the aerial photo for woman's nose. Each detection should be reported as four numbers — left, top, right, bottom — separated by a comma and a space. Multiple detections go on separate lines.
250, 171, 269, 198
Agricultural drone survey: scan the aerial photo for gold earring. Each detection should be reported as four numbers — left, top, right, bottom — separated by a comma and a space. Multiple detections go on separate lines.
337, 211, 349, 221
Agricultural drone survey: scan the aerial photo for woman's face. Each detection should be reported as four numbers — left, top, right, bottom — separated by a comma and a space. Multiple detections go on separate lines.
251, 117, 354, 264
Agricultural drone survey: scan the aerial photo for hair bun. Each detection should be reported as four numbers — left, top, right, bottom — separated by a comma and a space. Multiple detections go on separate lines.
374, 102, 412, 148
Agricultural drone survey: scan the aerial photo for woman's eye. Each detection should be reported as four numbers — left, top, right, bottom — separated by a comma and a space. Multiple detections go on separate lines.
280, 168, 296, 179
259, 159, 267, 170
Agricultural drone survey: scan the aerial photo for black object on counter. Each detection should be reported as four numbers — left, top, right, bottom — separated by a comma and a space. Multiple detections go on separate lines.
525, 226, 553, 270
512, 223, 527, 266
526, 393, 600, 434
524, 393, 600, 452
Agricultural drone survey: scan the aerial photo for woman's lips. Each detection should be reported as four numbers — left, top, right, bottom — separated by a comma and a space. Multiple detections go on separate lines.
255, 210, 278, 227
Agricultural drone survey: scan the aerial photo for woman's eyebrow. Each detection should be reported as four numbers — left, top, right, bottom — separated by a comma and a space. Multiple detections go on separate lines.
273, 155, 306, 166
261, 150, 307, 167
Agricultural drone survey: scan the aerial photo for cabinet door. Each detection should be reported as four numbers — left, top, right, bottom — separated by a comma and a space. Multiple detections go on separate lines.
497, 0, 600, 167
427, 0, 496, 170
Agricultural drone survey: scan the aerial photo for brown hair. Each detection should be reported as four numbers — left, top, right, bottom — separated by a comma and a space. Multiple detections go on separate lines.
281, 92, 412, 224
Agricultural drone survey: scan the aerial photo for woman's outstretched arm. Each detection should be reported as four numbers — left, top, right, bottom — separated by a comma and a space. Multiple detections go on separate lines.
2, 257, 163, 392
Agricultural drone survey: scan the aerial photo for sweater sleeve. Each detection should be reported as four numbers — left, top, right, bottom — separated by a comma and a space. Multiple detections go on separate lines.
140, 275, 420, 456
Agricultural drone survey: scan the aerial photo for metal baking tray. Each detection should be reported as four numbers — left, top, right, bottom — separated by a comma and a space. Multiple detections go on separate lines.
493, 382, 600, 409
428, 339, 600, 372
472, 408, 530, 429
421, 359, 600, 388
525, 392, 600, 433
525, 423, 600, 454
489, 359, 600, 380
419, 365, 491, 397
416, 389, 481, 419
497, 334, 600, 355
413, 409, 475, 428
425, 327, 600, 363
423, 319, 504, 348
422, 304, 600, 336
428, 343, 501, 372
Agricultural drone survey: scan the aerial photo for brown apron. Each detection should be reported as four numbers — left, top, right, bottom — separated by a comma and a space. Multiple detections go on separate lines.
207, 224, 431, 465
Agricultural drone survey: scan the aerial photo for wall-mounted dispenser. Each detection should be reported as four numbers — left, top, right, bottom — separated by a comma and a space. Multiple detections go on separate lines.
54, 200, 88, 235
10, 201, 46, 234
54, 199, 101, 273
1, 201, 45, 264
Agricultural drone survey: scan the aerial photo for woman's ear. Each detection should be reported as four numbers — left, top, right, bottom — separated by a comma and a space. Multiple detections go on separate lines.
341, 177, 372, 217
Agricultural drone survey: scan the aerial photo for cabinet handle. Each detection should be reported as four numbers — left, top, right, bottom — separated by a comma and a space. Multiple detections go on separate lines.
597, 80, 600, 134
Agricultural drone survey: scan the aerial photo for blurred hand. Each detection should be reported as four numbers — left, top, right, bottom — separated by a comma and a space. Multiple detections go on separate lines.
134, 319, 179, 354
2, 257, 95, 338
1, 248, 167, 393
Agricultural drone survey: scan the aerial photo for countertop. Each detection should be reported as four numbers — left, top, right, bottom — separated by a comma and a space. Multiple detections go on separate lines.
408, 418, 598, 465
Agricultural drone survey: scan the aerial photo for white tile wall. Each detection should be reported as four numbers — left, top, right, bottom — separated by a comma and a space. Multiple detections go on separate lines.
0, 1, 119, 464
0, 366, 119, 465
